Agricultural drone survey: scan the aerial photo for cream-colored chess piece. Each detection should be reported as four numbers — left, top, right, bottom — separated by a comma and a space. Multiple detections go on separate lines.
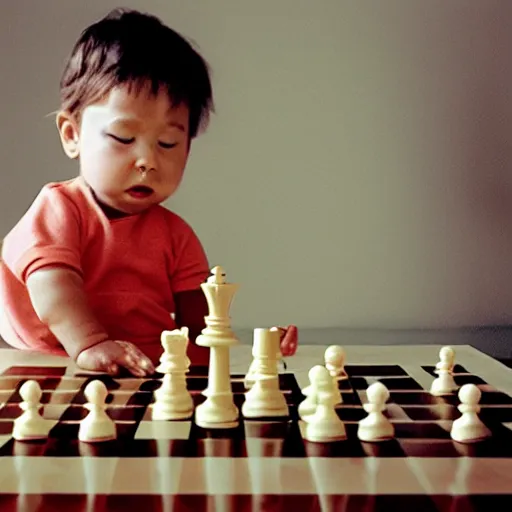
195, 266, 240, 428
12, 380, 52, 441
357, 382, 394, 442
78, 380, 116, 443
152, 327, 194, 420
299, 365, 340, 422
303, 365, 346, 442
325, 345, 347, 380
242, 327, 288, 418
430, 347, 458, 396
451, 384, 491, 443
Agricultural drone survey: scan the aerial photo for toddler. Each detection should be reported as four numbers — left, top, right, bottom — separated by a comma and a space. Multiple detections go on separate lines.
0, 8, 297, 377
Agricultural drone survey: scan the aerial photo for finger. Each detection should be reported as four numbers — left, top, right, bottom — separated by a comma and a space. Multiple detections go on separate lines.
117, 353, 147, 377
120, 343, 155, 374
106, 363, 120, 375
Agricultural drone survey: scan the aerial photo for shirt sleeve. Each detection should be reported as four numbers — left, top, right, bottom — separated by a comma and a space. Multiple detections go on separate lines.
2, 185, 83, 284
168, 214, 210, 293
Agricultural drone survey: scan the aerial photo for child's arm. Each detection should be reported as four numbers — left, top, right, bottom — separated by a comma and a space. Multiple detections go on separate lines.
26, 267, 153, 375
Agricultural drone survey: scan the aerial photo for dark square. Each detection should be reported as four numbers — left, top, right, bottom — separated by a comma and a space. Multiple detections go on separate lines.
454, 374, 487, 386
303, 437, 368, 458
339, 391, 362, 406
244, 420, 292, 439
421, 364, 468, 376
0, 404, 21, 419
1, 366, 67, 376
348, 494, 440, 512
336, 407, 367, 422
389, 391, 439, 405
479, 406, 512, 423
0, 420, 14, 435
467, 495, 512, 511
124, 439, 194, 457
185, 377, 209, 392
138, 379, 164, 392
402, 405, 459, 421
123, 391, 153, 406
394, 421, 451, 439
335, 378, 353, 391
399, 439, 463, 457
345, 365, 408, 377
350, 376, 423, 390
106, 405, 146, 422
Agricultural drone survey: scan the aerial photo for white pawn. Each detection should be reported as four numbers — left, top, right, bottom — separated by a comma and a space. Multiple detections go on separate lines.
304, 365, 346, 442
78, 380, 116, 443
324, 345, 347, 380
299, 365, 327, 419
13, 380, 52, 441
435, 346, 455, 373
451, 384, 491, 443
357, 382, 394, 442
430, 348, 458, 396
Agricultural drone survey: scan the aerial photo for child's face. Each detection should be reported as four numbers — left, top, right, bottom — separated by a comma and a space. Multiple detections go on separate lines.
59, 84, 190, 215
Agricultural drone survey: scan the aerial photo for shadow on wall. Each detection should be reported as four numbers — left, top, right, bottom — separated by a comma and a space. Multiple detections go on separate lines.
465, 2, 512, 321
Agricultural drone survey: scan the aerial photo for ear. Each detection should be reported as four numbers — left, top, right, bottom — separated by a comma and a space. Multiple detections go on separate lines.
56, 111, 80, 159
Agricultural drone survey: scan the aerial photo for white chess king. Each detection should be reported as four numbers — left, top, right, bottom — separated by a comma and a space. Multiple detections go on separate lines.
195, 266, 240, 428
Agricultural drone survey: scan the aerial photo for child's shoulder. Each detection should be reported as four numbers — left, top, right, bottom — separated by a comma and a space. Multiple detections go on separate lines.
152, 205, 198, 235
34, 177, 87, 208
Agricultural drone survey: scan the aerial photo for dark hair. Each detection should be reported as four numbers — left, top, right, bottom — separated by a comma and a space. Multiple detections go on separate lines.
59, 8, 214, 138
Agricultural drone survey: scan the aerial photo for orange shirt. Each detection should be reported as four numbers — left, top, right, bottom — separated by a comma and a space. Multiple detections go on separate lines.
0, 176, 209, 362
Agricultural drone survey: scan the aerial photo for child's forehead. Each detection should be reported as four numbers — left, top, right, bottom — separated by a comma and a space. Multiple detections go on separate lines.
84, 85, 189, 126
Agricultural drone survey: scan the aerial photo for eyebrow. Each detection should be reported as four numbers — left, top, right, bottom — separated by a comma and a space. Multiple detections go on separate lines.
108, 117, 186, 132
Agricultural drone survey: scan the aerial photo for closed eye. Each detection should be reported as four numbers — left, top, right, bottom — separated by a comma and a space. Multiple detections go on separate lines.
108, 134, 134, 144
159, 141, 178, 149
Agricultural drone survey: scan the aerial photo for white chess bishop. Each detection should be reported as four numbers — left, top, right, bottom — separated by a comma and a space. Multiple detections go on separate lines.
451, 384, 491, 443
152, 327, 193, 420
195, 266, 240, 428
357, 381, 394, 442
242, 327, 288, 418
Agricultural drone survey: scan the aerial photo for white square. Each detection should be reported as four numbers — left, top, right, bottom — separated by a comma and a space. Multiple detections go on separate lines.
134, 420, 191, 440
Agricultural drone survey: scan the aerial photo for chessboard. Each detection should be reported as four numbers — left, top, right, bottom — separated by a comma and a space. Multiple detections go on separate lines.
0, 354, 512, 512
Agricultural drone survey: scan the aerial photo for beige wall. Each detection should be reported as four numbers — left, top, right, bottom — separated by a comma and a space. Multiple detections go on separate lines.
1, 0, 512, 331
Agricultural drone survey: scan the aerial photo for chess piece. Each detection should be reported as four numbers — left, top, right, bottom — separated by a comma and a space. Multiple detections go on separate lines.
12, 380, 52, 441
450, 384, 491, 443
195, 266, 240, 428
325, 345, 347, 380
78, 380, 116, 443
303, 365, 346, 442
430, 349, 458, 396
299, 365, 340, 422
435, 346, 455, 373
357, 382, 394, 442
245, 326, 283, 389
152, 328, 194, 420
242, 327, 288, 418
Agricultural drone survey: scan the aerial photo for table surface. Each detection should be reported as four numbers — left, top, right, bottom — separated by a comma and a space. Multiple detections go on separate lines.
0, 344, 511, 508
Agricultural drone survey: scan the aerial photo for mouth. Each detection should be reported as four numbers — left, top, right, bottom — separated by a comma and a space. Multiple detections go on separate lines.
126, 185, 154, 198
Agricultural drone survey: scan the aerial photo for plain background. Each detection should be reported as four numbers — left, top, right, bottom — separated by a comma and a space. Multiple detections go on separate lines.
1, 1, 512, 355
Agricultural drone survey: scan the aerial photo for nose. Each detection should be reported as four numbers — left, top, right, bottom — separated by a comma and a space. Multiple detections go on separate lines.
135, 144, 157, 173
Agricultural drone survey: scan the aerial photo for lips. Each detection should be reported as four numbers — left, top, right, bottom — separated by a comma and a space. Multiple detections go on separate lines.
127, 185, 154, 198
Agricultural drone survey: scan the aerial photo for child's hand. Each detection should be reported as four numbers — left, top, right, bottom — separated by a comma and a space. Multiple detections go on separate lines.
278, 325, 298, 356
76, 339, 155, 377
